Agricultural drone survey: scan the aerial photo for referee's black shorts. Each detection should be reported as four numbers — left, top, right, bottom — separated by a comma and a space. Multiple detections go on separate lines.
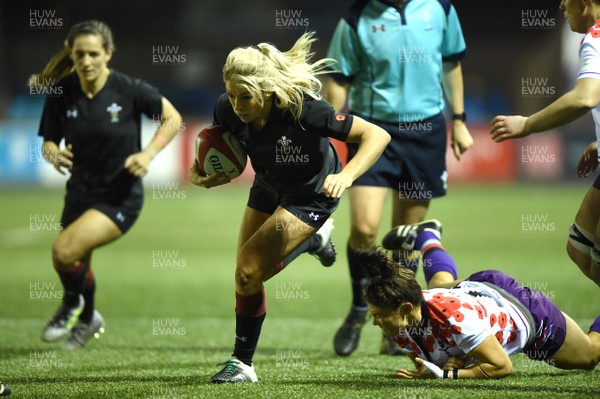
61, 179, 143, 234
347, 112, 447, 200
247, 179, 338, 229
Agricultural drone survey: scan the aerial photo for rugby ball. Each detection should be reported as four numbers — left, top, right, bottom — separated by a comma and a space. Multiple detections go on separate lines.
195, 125, 247, 179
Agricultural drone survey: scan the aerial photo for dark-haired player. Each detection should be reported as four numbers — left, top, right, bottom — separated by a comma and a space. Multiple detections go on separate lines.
359, 221, 600, 379
189, 32, 390, 383
36, 20, 182, 349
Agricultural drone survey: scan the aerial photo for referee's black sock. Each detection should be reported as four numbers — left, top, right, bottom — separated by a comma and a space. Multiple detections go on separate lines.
348, 244, 368, 308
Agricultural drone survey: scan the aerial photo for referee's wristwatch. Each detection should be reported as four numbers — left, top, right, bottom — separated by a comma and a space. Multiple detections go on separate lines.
452, 112, 467, 122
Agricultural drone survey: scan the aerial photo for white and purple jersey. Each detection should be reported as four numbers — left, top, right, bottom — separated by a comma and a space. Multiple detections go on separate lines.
394, 281, 531, 367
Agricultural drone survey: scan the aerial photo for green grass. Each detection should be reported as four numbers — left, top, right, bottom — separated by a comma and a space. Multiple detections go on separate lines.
1, 183, 600, 398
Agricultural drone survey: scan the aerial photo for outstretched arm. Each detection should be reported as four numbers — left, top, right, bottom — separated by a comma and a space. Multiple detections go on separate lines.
491, 78, 600, 142
404, 335, 513, 379
395, 352, 435, 379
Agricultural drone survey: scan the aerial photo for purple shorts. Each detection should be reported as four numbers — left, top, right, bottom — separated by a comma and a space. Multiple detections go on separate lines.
467, 270, 567, 360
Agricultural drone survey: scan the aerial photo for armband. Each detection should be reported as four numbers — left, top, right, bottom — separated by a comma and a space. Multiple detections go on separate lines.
443, 369, 459, 379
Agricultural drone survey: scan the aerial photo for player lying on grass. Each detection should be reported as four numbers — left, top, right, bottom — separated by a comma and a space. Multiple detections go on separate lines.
357, 220, 600, 379
188, 32, 390, 383
491, 0, 600, 287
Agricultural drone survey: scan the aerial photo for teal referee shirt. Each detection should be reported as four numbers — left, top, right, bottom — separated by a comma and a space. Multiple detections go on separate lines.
327, 0, 466, 123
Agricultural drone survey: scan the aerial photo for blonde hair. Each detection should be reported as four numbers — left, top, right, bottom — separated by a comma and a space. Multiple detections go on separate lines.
223, 32, 333, 121
30, 20, 114, 88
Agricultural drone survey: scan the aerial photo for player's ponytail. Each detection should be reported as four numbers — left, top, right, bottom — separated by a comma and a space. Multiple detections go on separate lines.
223, 32, 334, 121
29, 46, 73, 88
30, 20, 114, 88
357, 248, 423, 309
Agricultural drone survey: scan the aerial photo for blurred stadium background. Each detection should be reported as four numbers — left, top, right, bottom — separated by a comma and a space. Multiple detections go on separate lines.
2, 1, 600, 398
0, 0, 590, 186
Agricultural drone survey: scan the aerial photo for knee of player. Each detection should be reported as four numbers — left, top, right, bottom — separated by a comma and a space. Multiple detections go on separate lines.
350, 224, 378, 247
51, 242, 78, 268
235, 264, 264, 287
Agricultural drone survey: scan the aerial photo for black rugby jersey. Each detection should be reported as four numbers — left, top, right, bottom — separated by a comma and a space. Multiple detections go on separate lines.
38, 70, 163, 201
213, 94, 353, 196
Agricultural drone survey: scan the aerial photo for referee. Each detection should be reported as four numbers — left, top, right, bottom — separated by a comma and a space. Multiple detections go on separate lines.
325, 0, 473, 356
35, 20, 182, 349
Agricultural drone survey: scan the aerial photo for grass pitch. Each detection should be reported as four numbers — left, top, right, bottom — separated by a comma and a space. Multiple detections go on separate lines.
1, 183, 599, 398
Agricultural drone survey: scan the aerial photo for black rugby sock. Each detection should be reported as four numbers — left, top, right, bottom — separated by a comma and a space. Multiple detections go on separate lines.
80, 269, 96, 323
232, 313, 266, 365
232, 289, 267, 366
56, 260, 88, 307
348, 244, 368, 308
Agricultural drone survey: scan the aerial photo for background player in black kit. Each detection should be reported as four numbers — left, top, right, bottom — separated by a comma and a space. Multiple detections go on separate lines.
35, 20, 182, 349
189, 32, 390, 383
